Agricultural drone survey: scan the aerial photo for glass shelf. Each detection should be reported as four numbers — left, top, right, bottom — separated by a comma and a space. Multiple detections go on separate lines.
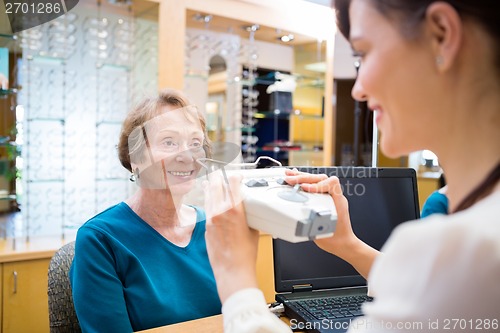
239, 71, 325, 88
99, 63, 131, 72
96, 177, 126, 181
96, 120, 122, 126
240, 126, 256, 133
0, 34, 16, 39
0, 194, 17, 201
27, 179, 64, 183
28, 54, 65, 64
0, 33, 16, 47
0, 88, 18, 97
28, 117, 65, 123
0, 141, 16, 147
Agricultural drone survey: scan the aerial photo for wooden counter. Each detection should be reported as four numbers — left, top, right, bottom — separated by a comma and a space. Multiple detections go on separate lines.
0, 236, 74, 333
0, 235, 73, 263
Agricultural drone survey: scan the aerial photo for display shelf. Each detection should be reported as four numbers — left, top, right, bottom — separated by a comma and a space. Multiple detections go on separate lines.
240, 72, 324, 89
0, 88, 18, 97
96, 120, 123, 126
240, 125, 256, 133
26, 179, 65, 183
0, 33, 16, 47
27, 117, 65, 123
0, 194, 17, 201
0, 34, 16, 39
253, 111, 290, 119
28, 54, 66, 64
0, 140, 15, 147
99, 63, 131, 72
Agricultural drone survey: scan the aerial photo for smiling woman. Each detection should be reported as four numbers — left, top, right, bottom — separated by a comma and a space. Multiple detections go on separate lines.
201, 0, 500, 332
69, 88, 222, 333
126, 105, 207, 193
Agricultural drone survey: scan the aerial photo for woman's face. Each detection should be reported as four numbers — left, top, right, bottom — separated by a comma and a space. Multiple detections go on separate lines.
133, 105, 206, 195
349, 0, 443, 157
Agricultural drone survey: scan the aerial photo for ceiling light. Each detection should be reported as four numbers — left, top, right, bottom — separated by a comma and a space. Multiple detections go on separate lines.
279, 34, 294, 43
192, 13, 213, 23
242, 24, 260, 32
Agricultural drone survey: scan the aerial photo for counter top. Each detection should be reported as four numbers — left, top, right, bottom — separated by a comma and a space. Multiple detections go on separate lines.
0, 235, 74, 263
418, 171, 442, 180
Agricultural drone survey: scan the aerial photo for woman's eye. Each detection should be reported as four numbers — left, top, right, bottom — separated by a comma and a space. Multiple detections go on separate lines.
352, 51, 365, 63
190, 140, 203, 150
162, 139, 177, 149
190, 140, 203, 149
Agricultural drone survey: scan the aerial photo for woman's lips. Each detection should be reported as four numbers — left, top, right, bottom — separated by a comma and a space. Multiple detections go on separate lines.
168, 170, 194, 177
369, 105, 383, 124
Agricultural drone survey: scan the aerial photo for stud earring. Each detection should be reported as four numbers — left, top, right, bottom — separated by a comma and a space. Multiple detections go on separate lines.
129, 168, 140, 182
436, 56, 444, 66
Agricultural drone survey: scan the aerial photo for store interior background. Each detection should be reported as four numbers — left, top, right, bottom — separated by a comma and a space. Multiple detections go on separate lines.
0, 0, 439, 243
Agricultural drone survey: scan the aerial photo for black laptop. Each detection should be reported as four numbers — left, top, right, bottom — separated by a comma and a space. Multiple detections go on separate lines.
273, 167, 420, 333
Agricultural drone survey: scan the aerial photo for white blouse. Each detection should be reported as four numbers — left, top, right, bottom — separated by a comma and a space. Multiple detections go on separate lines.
222, 190, 500, 333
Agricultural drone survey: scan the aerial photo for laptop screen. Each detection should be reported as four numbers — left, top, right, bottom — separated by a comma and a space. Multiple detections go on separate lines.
273, 167, 420, 293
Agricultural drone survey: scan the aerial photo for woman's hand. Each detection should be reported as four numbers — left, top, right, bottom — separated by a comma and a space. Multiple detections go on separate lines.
284, 169, 379, 278
204, 173, 260, 303
284, 169, 357, 258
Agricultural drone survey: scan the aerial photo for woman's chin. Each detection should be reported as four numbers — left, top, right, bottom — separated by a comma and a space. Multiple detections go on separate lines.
380, 136, 407, 159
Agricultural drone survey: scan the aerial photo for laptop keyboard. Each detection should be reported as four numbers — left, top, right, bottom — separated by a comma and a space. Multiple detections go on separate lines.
293, 295, 373, 320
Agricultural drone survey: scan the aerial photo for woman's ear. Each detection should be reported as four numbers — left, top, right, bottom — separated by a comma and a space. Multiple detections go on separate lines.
425, 2, 462, 72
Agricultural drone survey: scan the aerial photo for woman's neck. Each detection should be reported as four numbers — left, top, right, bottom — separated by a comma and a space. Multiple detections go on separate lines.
437, 123, 500, 212
434, 55, 500, 212
126, 189, 183, 226
125, 189, 196, 246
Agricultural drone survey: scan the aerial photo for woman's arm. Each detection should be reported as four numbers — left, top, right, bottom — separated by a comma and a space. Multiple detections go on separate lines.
70, 228, 133, 333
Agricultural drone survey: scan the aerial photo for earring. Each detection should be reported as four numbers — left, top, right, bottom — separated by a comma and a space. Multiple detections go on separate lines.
129, 168, 140, 182
436, 56, 444, 66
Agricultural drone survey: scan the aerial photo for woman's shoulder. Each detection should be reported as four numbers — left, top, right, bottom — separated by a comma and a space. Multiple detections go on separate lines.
78, 202, 131, 232
368, 191, 500, 318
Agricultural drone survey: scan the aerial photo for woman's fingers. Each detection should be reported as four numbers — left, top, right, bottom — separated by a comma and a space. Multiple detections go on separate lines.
284, 171, 328, 185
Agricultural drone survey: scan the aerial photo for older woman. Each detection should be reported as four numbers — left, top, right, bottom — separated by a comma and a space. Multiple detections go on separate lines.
70, 89, 221, 332
204, 0, 500, 332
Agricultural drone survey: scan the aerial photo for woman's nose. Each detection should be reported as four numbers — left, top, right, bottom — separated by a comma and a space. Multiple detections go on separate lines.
175, 147, 196, 162
351, 78, 368, 102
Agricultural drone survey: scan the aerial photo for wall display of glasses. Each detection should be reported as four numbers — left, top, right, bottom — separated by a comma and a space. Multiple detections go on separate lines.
5, 0, 331, 240
12, 3, 159, 240
184, 28, 242, 163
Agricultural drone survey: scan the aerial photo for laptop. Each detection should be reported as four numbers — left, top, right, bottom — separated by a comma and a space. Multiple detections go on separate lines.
273, 167, 420, 333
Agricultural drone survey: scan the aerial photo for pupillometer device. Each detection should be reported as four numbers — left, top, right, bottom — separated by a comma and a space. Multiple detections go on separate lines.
198, 157, 337, 243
